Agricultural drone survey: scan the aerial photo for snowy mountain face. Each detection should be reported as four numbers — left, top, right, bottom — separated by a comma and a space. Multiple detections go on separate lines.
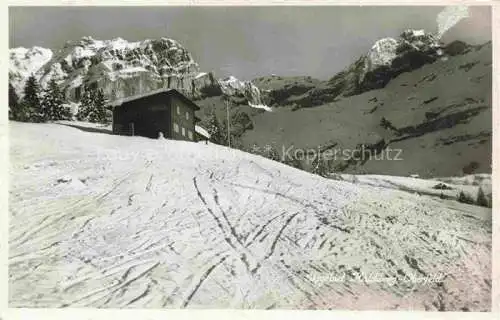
365, 38, 400, 71
219, 76, 270, 111
9, 46, 53, 97
366, 30, 441, 73
9, 36, 268, 110
39, 36, 206, 100
338, 29, 444, 96
254, 29, 446, 109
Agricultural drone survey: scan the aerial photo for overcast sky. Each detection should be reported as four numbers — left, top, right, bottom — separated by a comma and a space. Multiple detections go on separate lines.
9, 6, 491, 80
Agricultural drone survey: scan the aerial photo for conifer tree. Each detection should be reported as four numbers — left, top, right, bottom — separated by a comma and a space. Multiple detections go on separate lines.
457, 191, 474, 205
76, 85, 93, 121
23, 75, 43, 122
9, 82, 23, 120
42, 79, 71, 121
76, 85, 109, 123
207, 109, 223, 144
476, 187, 490, 208
88, 88, 108, 123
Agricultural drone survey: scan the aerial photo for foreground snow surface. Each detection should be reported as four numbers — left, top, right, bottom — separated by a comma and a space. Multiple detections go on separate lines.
9, 122, 491, 310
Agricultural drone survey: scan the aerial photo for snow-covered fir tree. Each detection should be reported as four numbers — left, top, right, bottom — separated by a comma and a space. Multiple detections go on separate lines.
88, 88, 108, 123
9, 82, 22, 121
77, 86, 109, 123
76, 85, 93, 121
22, 75, 43, 122
42, 79, 71, 121
207, 109, 224, 145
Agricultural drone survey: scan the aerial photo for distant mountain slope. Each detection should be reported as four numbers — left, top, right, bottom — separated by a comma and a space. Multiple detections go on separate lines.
9, 122, 491, 310
241, 41, 491, 177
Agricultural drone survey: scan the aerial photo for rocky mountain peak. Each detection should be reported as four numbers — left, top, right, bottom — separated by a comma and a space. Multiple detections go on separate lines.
9, 46, 53, 96
400, 29, 438, 43
365, 29, 442, 76
9, 36, 269, 111
259, 29, 456, 109
366, 38, 400, 71
328, 28, 445, 98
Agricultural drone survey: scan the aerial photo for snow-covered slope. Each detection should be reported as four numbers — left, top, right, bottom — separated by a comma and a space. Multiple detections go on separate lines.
9, 36, 270, 111
9, 122, 491, 310
338, 173, 491, 209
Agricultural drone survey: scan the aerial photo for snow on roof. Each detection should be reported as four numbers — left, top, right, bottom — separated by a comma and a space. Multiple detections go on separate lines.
108, 88, 176, 107
108, 88, 201, 111
195, 125, 210, 139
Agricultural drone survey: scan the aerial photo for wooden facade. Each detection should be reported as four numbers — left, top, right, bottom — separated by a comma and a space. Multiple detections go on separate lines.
110, 89, 201, 141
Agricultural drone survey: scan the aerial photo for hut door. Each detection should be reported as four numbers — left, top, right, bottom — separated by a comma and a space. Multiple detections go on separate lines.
129, 122, 135, 136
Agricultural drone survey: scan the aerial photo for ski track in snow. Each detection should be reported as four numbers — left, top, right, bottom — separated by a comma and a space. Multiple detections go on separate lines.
9, 122, 491, 310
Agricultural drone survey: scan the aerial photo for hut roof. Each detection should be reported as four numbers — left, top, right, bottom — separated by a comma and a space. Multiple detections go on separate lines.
108, 88, 200, 111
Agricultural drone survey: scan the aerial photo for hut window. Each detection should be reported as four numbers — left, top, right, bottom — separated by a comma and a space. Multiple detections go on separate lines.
188, 130, 193, 140
75, 87, 81, 100
186, 111, 189, 120
181, 127, 186, 136
174, 123, 179, 133
176, 105, 180, 115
